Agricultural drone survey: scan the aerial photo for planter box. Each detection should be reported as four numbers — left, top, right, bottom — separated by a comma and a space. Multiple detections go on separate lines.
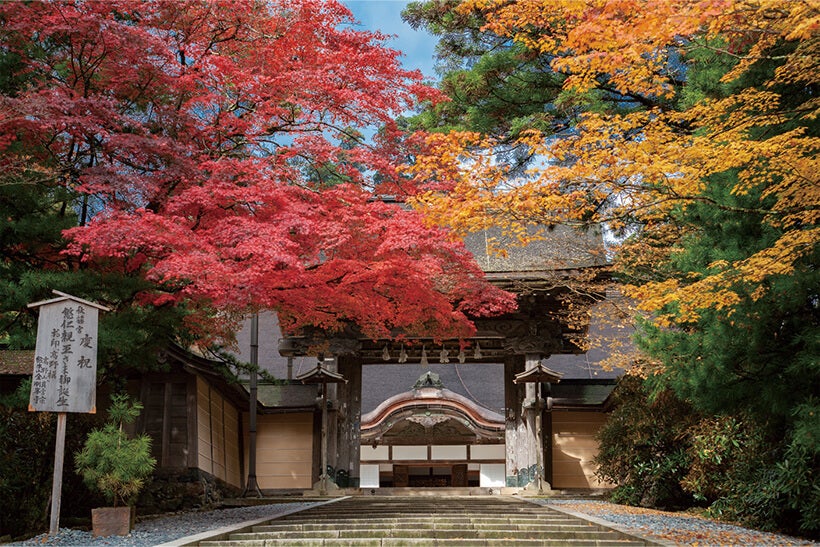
91, 506, 132, 537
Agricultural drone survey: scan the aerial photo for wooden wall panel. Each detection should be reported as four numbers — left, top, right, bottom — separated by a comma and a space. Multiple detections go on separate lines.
193, 377, 243, 488
210, 394, 226, 481
551, 411, 613, 489
139, 373, 239, 487
223, 403, 241, 487
143, 382, 166, 463
139, 376, 193, 468
196, 377, 212, 475
168, 382, 189, 465
246, 413, 313, 489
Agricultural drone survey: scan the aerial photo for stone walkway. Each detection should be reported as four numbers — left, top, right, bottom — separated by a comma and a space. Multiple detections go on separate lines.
9, 497, 818, 546
187, 496, 662, 546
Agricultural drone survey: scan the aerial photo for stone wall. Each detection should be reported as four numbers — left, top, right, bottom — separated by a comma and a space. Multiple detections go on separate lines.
137, 468, 242, 515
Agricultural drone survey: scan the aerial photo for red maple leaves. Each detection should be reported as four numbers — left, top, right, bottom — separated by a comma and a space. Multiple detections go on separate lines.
1, 0, 514, 341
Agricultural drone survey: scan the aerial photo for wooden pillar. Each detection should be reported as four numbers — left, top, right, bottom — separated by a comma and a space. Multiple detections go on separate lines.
526, 352, 548, 493
505, 353, 549, 490
544, 381, 553, 486
335, 355, 362, 488
319, 382, 329, 494
524, 353, 539, 486
325, 359, 339, 477
49, 413, 67, 536
505, 354, 533, 487
311, 402, 322, 486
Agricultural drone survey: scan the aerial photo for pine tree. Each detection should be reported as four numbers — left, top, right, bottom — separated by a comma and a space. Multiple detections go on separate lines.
75, 394, 156, 507
405, 0, 819, 533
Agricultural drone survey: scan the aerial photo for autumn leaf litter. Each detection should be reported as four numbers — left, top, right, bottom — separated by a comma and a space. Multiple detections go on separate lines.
541, 499, 818, 546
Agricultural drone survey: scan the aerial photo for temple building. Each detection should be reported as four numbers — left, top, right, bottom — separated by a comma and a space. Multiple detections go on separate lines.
1, 224, 629, 505
223, 224, 627, 494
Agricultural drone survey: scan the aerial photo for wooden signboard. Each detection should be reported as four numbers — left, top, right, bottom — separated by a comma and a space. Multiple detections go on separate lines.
28, 291, 106, 413
27, 291, 109, 536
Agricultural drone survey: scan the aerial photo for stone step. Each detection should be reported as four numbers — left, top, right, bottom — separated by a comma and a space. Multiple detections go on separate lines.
230, 529, 630, 540
201, 540, 647, 547
270, 518, 583, 527
280, 512, 554, 519
294, 497, 522, 504
194, 497, 655, 547
279, 510, 560, 519
252, 522, 594, 532
286, 505, 556, 515
271, 515, 579, 524
365, 487, 493, 496
344, 510, 542, 512
287, 506, 548, 512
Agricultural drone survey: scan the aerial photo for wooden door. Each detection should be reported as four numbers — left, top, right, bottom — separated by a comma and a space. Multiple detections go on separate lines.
393, 465, 409, 487
452, 464, 468, 487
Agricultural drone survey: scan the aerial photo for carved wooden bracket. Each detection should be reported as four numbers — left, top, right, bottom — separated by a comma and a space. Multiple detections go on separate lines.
406, 414, 451, 429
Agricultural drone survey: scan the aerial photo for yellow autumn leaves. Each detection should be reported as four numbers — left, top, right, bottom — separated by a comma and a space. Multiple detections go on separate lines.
405, 0, 819, 326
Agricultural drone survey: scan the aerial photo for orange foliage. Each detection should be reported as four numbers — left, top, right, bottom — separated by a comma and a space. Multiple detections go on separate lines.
406, 0, 819, 326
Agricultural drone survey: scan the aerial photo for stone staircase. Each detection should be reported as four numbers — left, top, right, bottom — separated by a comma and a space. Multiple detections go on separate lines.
198, 496, 657, 546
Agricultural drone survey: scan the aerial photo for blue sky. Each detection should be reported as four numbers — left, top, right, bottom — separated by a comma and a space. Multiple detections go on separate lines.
342, 1, 438, 82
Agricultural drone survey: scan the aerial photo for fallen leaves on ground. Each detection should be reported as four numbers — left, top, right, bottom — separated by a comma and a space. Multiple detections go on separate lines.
556, 502, 817, 546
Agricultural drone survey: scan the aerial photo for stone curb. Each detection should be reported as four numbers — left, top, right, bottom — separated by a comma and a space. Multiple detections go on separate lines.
154, 497, 350, 547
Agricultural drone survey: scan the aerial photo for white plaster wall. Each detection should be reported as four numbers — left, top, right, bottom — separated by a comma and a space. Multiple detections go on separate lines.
393, 445, 427, 460
431, 445, 467, 460
471, 444, 505, 460
361, 445, 390, 460
480, 463, 506, 487
360, 464, 380, 488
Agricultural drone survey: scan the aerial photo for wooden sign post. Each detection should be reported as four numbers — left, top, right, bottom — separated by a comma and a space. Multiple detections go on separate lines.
27, 291, 109, 537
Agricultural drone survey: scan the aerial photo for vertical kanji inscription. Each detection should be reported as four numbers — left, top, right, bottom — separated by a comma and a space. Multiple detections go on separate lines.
29, 294, 104, 413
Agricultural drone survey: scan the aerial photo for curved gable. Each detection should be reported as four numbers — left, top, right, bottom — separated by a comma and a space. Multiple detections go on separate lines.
361, 385, 504, 445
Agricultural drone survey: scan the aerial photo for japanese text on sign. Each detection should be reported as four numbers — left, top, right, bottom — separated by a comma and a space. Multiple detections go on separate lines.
29, 297, 100, 413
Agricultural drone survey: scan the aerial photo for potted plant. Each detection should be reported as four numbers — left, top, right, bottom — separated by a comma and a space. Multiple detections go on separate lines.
74, 393, 156, 537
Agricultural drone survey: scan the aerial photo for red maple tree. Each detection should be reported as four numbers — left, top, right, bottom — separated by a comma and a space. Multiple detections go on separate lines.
0, 0, 515, 341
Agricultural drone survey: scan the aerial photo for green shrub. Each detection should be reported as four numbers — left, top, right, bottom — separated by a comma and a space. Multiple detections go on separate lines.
689, 401, 819, 537
600, 378, 819, 538
682, 414, 769, 503
0, 380, 98, 540
0, 393, 54, 538
778, 397, 820, 535
594, 374, 700, 509
74, 394, 156, 507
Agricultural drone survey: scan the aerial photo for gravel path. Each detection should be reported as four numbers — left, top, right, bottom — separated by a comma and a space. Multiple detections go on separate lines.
541, 499, 818, 546
5, 502, 318, 546
6, 498, 818, 546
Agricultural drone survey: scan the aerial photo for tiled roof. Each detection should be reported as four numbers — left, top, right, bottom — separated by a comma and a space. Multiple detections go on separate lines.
360, 356, 623, 415
362, 362, 504, 414
0, 350, 34, 375
551, 382, 616, 406
464, 225, 608, 273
